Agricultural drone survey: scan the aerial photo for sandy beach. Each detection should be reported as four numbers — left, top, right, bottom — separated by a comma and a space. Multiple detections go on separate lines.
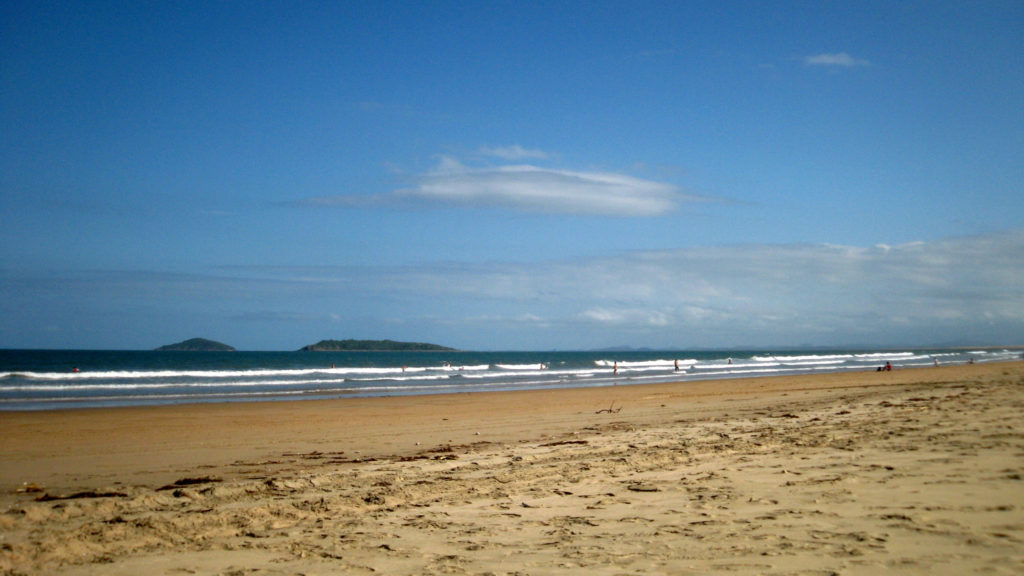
2, 361, 1022, 575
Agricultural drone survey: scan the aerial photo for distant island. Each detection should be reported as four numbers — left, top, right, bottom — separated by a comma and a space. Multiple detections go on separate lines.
299, 339, 456, 352
154, 338, 236, 352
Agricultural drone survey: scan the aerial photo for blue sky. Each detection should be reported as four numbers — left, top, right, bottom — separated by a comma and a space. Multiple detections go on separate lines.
2, 1, 1022, 350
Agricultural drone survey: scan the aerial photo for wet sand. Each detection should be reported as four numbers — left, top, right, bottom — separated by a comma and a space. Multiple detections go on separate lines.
2, 362, 1022, 575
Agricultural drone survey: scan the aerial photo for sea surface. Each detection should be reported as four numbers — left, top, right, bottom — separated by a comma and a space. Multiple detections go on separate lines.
1, 348, 1019, 411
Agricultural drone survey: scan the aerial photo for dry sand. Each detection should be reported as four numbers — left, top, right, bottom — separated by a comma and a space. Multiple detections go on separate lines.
2, 362, 1023, 575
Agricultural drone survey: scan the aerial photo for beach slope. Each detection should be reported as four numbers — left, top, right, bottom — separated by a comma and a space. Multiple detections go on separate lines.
2, 362, 1022, 575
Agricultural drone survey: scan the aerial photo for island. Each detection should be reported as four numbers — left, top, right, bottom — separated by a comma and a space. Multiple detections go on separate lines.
299, 339, 456, 352
154, 338, 236, 352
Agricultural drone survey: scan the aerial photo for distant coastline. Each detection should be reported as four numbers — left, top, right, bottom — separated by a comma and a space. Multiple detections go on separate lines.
298, 339, 456, 352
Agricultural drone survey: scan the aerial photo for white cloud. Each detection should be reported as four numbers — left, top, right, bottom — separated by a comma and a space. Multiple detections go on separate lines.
292, 150, 690, 217
580, 308, 620, 323
479, 145, 548, 160
580, 308, 672, 327
406, 157, 681, 216
804, 52, 870, 67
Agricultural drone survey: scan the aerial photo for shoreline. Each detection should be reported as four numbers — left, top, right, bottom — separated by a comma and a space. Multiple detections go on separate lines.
2, 361, 1022, 575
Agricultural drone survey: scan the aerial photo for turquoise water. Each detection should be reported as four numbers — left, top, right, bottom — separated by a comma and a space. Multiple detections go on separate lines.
1, 348, 1018, 411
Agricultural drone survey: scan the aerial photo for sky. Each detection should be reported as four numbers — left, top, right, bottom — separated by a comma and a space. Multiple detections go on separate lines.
2, 1, 1022, 351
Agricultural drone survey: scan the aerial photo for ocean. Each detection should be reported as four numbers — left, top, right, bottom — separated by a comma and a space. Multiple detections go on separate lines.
1, 348, 1019, 411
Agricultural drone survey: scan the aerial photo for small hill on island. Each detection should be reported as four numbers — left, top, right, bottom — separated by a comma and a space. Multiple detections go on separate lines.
155, 338, 236, 352
299, 339, 456, 352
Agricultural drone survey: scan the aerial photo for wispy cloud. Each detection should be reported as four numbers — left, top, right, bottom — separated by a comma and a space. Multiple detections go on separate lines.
479, 145, 548, 160
804, 52, 870, 67
408, 231, 1022, 346
404, 157, 682, 216
290, 151, 687, 217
